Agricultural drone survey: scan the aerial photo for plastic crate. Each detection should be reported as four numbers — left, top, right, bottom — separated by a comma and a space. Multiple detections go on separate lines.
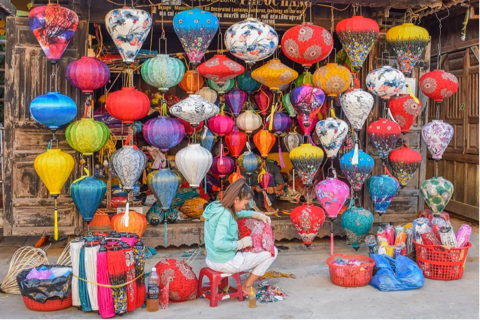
22, 294, 72, 312
326, 254, 375, 287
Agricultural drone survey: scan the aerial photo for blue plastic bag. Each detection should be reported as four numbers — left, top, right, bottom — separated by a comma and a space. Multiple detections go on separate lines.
370, 254, 425, 292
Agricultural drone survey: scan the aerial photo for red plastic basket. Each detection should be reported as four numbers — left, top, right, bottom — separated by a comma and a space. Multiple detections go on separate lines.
326, 254, 375, 287
22, 294, 72, 312
414, 241, 471, 281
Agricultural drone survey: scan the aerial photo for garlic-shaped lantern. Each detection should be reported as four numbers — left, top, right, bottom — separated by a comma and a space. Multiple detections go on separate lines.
170, 94, 219, 128
175, 144, 213, 188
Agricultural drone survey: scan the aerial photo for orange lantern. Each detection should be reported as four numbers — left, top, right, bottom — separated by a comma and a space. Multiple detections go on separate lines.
253, 129, 276, 158
178, 70, 204, 94
111, 210, 147, 238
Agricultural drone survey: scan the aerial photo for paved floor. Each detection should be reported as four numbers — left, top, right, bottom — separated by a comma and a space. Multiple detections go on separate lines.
0, 218, 478, 319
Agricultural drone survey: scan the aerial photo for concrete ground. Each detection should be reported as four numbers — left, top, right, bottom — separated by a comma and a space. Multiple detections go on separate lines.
0, 218, 478, 319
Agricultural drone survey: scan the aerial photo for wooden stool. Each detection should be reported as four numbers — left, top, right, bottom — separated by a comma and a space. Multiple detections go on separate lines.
197, 267, 244, 307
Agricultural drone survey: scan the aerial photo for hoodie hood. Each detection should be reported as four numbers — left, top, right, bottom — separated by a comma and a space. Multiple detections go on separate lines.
202, 201, 227, 221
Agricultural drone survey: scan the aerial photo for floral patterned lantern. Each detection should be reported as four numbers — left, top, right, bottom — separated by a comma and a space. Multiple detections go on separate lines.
196, 86, 218, 104
419, 70, 459, 106
290, 84, 325, 129
252, 59, 298, 93
225, 18, 279, 65
65, 57, 110, 93
289, 144, 324, 187
225, 126, 247, 158
339, 149, 374, 192
388, 94, 422, 133
313, 63, 352, 97
211, 156, 235, 178
315, 175, 349, 219
237, 71, 261, 93
143, 116, 185, 152
315, 118, 349, 158
420, 176, 454, 215
341, 205, 374, 250
236, 110, 262, 134
366, 66, 405, 100
179, 70, 204, 94
197, 54, 244, 85
388, 143, 422, 187
290, 204, 325, 246
225, 88, 247, 116
238, 152, 261, 176
106, 87, 150, 123
175, 144, 213, 188
141, 55, 185, 92
367, 118, 401, 159
173, 8, 219, 66
340, 89, 375, 131
253, 86, 274, 116
112, 146, 148, 191
170, 94, 219, 128
367, 174, 399, 215
207, 78, 235, 94
253, 130, 276, 158
422, 120, 454, 160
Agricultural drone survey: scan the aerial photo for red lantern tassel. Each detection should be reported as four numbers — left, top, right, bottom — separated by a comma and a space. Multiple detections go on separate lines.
220, 179, 224, 200
97, 249, 115, 319
278, 139, 285, 168
123, 244, 136, 312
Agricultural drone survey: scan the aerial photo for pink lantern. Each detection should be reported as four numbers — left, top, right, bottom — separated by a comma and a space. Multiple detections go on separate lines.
208, 114, 235, 137
315, 176, 350, 219
298, 115, 319, 137
211, 156, 235, 178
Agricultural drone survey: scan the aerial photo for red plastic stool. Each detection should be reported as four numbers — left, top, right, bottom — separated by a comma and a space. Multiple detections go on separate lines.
197, 267, 244, 307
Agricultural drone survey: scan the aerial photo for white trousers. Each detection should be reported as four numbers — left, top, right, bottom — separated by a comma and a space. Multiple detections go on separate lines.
206, 247, 278, 277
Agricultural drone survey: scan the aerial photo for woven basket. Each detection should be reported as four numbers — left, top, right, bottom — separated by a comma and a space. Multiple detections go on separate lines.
22, 294, 72, 312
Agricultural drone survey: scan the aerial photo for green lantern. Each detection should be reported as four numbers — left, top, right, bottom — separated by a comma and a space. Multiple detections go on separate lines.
141, 54, 185, 92
282, 92, 297, 118
66, 118, 110, 156
294, 71, 313, 87
208, 78, 235, 94
420, 176, 454, 215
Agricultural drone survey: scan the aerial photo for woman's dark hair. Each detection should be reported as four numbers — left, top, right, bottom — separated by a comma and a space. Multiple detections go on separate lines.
220, 178, 253, 220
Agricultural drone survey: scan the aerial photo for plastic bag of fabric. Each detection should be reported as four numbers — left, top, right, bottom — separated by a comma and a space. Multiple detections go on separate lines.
17, 264, 73, 303
369, 254, 424, 292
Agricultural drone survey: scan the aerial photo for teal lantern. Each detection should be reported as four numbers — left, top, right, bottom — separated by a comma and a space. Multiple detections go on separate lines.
198, 126, 215, 151
237, 71, 261, 94
141, 54, 185, 92
148, 168, 180, 210
341, 204, 374, 250
367, 174, 399, 215
208, 78, 235, 94
70, 175, 107, 232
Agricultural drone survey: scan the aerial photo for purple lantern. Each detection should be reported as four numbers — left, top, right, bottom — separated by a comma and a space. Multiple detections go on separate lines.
211, 155, 235, 178
422, 120, 454, 160
225, 88, 247, 116
143, 116, 185, 152
266, 112, 292, 135
289, 84, 325, 127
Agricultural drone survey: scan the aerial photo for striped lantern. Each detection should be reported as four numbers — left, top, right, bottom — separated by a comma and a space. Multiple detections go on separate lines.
236, 110, 262, 134
65, 118, 110, 156
179, 70, 204, 94
143, 116, 185, 152
225, 88, 247, 116
225, 126, 247, 158
253, 130, 276, 158
196, 86, 218, 104
253, 86, 274, 116
266, 112, 292, 135
141, 54, 185, 92
175, 144, 213, 188
65, 56, 110, 94
208, 114, 235, 137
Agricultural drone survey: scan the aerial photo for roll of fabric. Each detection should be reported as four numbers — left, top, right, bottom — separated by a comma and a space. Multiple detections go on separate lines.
70, 240, 84, 307
97, 247, 115, 319
79, 247, 92, 311
439, 226, 458, 247
385, 225, 395, 246
420, 230, 441, 245
85, 245, 100, 311
107, 247, 127, 315
122, 243, 137, 312
406, 228, 414, 254
456, 224, 472, 248
133, 241, 146, 308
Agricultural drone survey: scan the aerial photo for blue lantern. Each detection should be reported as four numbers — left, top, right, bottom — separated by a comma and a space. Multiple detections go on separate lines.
148, 168, 180, 210
367, 174, 399, 215
70, 176, 106, 226
339, 150, 374, 192
341, 205, 374, 250
238, 152, 260, 176
30, 92, 77, 130
237, 71, 261, 94
199, 126, 215, 152
146, 205, 178, 225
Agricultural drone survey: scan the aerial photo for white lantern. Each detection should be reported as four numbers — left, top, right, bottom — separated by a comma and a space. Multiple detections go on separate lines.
340, 89, 374, 131
195, 86, 218, 104
112, 146, 147, 191
175, 144, 212, 188
366, 66, 405, 100
170, 94, 219, 127
315, 118, 349, 158
236, 110, 262, 134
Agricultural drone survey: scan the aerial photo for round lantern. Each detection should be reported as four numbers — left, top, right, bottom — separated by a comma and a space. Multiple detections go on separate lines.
419, 70, 459, 103
105, 8, 152, 64
225, 88, 247, 116
106, 87, 150, 123
225, 18, 279, 65
367, 174, 399, 215
282, 92, 297, 118
422, 120, 454, 160
237, 71, 261, 94
148, 168, 180, 210
196, 86, 218, 104
65, 118, 110, 156
251, 59, 298, 92
170, 94, 219, 127
198, 126, 215, 151
225, 126, 247, 158
388, 94, 422, 133
141, 55, 185, 92
253, 86, 274, 116
154, 259, 198, 302
313, 63, 352, 97
367, 118, 401, 159
340, 89, 374, 131
388, 143, 422, 188
341, 205, 374, 250
295, 71, 313, 87
339, 150, 374, 191
65, 56, 110, 93
290, 204, 325, 246
112, 146, 147, 191
283, 132, 302, 152
208, 114, 235, 137
315, 117, 348, 158
179, 70, 204, 94
207, 78, 235, 94
197, 54, 244, 85
30, 92, 77, 130
420, 176, 454, 215
253, 130, 276, 158
238, 152, 261, 176
336, 16, 379, 71
71, 176, 107, 224
315, 176, 349, 219
386, 23, 429, 75
143, 117, 185, 152
281, 22, 333, 68
289, 144, 324, 187
175, 144, 213, 188
236, 110, 262, 134
266, 112, 292, 135
111, 210, 147, 238
366, 66, 405, 100
211, 156, 235, 178
290, 84, 325, 128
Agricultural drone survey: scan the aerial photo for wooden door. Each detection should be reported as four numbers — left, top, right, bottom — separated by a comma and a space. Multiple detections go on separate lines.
3, 17, 87, 237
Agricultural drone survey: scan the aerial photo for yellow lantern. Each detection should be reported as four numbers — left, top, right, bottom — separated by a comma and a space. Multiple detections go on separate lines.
289, 143, 324, 188
65, 118, 110, 156
34, 149, 74, 240
313, 63, 352, 97
252, 59, 299, 93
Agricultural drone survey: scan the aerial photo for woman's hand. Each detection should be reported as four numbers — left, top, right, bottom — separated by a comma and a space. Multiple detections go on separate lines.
252, 212, 271, 224
236, 236, 252, 250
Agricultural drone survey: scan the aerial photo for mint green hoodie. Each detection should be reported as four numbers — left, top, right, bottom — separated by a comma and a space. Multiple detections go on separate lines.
202, 201, 253, 263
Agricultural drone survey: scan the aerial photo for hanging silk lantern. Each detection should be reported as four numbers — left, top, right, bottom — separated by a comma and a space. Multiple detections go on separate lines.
141, 55, 185, 92
339, 150, 374, 191
282, 93, 297, 118
289, 144, 324, 187
112, 146, 147, 191
294, 71, 313, 87
266, 112, 292, 134
197, 55, 244, 84
196, 86, 218, 104
419, 70, 459, 103
258, 171, 273, 190
29, 3, 79, 63
297, 115, 319, 137
421, 177, 454, 215
225, 88, 247, 116
253, 130, 276, 158
290, 204, 325, 246
336, 16, 379, 71
225, 18, 279, 65
341, 205, 374, 250
315, 118, 348, 158
207, 78, 235, 94
366, 66, 405, 100
173, 8, 219, 66
340, 89, 374, 131
65, 57, 110, 93
225, 126, 247, 158
422, 120, 454, 160
315, 176, 349, 219
106, 87, 150, 123
30, 92, 77, 130
367, 174, 399, 215
179, 119, 204, 136
238, 152, 261, 176
179, 70, 204, 94
143, 117, 185, 152
237, 71, 261, 93
388, 94, 422, 133
313, 63, 352, 97
388, 143, 422, 187
283, 132, 302, 152
290, 84, 325, 128
170, 94, 219, 127
211, 156, 235, 178
148, 168, 180, 210
281, 22, 333, 68
253, 86, 274, 116
229, 166, 244, 184
105, 8, 152, 64
386, 23, 429, 75
367, 118, 401, 159
175, 144, 213, 188
251, 59, 298, 92
71, 176, 107, 225
198, 126, 215, 151
236, 110, 263, 134
208, 114, 235, 137
65, 118, 110, 156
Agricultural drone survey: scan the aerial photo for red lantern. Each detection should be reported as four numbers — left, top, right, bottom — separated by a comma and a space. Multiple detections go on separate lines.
388, 94, 422, 133
253, 130, 276, 158
290, 203, 325, 246
388, 143, 422, 188
178, 119, 204, 135
253, 86, 273, 115
211, 156, 235, 178
106, 87, 150, 123
197, 54, 245, 85
367, 118, 401, 159
225, 126, 247, 158
281, 22, 333, 67
154, 259, 198, 302
419, 70, 459, 102
164, 93, 181, 109
208, 114, 235, 137
297, 114, 319, 136
65, 56, 110, 94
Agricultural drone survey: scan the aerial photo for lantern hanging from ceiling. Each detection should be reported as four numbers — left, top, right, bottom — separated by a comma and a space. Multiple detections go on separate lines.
266, 112, 292, 135
179, 119, 204, 136
65, 118, 110, 156
283, 132, 302, 153
30, 92, 77, 131
251, 59, 298, 93
170, 94, 219, 128
313, 63, 352, 97
111, 210, 147, 238
388, 94, 422, 133
341, 205, 374, 250
253, 86, 274, 116
211, 156, 235, 178
225, 126, 247, 158
238, 152, 261, 176
367, 174, 399, 215
236, 110, 263, 134
106, 87, 150, 123
282, 92, 297, 118
388, 143, 422, 188
281, 22, 333, 68
143, 117, 185, 152
420, 176, 454, 215
336, 16, 379, 72
289, 144, 324, 187
198, 126, 215, 151
179, 70, 204, 94
366, 66, 405, 100
419, 70, 459, 103
29, 3, 79, 63
208, 114, 235, 137
297, 115, 319, 137
197, 54, 244, 85
315, 117, 348, 158
112, 146, 147, 191
367, 118, 402, 159
207, 78, 235, 94
71, 175, 107, 227
148, 168, 180, 210
175, 144, 213, 188
253, 130, 276, 158
141, 55, 185, 92
237, 71, 261, 94
225, 18, 279, 65
173, 8, 219, 65
105, 8, 152, 64
290, 204, 325, 246
386, 23, 429, 75
339, 149, 374, 191
290, 84, 325, 128
315, 175, 349, 219
295, 71, 313, 87
340, 89, 375, 131
65, 56, 110, 93
196, 86, 218, 104
422, 120, 454, 160
225, 88, 247, 116
229, 166, 244, 184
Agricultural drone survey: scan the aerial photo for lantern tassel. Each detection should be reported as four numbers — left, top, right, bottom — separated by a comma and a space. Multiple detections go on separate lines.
164, 210, 168, 248
278, 139, 285, 168
352, 141, 359, 166
268, 103, 275, 131
292, 169, 296, 192
54, 196, 58, 241
330, 107, 336, 118
122, 200, 130, 228
406, 84, 420, 104
219, 139, 224, 165
309, 135, 315, 146
330, 219, 334, 256
387, 108, 399, 124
